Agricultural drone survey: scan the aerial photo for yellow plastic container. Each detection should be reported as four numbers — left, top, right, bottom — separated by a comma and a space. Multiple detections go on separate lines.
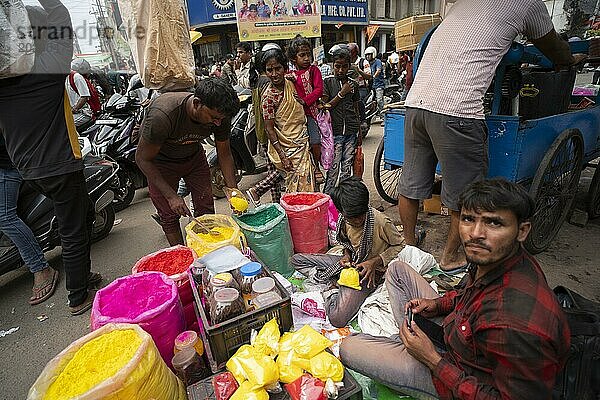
185, 214, 246, 258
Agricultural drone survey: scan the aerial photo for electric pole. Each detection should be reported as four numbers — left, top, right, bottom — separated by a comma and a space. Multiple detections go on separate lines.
90, 0, 120, 66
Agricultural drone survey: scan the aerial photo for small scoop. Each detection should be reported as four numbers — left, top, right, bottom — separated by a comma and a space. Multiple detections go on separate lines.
190, 216, 221, 236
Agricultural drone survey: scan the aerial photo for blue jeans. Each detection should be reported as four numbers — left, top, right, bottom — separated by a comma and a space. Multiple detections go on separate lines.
0, 168, 49, 274
324, 134, 357, 194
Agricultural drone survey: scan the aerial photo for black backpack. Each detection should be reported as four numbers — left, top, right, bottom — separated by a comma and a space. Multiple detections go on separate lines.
552, 286, 600, 400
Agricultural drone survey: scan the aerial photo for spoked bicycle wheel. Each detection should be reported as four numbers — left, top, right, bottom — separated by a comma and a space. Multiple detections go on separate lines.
525, 129, 584, 254
373, 137, 402, 205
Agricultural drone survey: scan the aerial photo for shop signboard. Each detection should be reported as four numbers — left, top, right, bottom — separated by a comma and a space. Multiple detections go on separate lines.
235, 0, 321, 41
188, 0, 237, 26
320, 0, 367, 25
187, 0, 367, 28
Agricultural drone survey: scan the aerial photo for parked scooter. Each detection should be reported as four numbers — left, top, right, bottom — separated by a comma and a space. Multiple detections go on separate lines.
0, 137, 118, 276
91, 75, 149, 211
208, 86, 268, 198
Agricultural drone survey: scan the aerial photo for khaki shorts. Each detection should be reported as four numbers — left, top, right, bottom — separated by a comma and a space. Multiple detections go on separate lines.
398, 107, 488, 211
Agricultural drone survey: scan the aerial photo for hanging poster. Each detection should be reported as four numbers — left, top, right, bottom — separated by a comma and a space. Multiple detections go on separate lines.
235, 0, 321, 41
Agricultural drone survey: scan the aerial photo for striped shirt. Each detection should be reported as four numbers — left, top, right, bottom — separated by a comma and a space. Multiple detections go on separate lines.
405, 0, 554, 119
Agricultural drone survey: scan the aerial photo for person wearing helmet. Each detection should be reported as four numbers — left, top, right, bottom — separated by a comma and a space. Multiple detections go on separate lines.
66, 58, 94, 130
365, 46, 384, 121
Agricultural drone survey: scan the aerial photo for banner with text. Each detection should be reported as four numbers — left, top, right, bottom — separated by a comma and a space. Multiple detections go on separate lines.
321, 0, 367, 25
235, 0, 321, 41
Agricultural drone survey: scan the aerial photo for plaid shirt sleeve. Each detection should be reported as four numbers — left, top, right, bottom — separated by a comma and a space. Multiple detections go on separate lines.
434, 290, 459, 315
433, 325, 566, 399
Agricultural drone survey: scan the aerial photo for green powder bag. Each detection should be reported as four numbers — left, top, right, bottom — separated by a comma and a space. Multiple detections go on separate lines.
234, 204, 294, 277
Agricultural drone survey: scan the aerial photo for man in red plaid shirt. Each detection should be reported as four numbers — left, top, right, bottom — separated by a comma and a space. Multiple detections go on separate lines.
340, 179, 570, 399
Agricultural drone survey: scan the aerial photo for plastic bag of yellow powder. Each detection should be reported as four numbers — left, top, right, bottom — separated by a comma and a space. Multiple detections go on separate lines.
252, 318, 280, 358
230, 380, 269, 400
276, 332, 308, 383
309, 351, 344, 382
226, 344, 279, 389
185, 214, 245, 257
28, 323, 185, 400
291, 325, 333, 359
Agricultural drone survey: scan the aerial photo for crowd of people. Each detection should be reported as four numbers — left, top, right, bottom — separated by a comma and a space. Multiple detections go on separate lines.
0, 0, 591, 398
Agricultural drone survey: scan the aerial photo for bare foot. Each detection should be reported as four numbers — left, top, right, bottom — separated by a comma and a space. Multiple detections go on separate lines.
440, 252, 467, 271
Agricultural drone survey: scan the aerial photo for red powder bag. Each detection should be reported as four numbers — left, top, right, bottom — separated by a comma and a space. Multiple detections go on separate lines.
212, 371, 239, 400
284, 374, 326, 400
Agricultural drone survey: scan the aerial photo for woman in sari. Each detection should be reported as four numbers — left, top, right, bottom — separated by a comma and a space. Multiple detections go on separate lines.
246, 45, 314, 205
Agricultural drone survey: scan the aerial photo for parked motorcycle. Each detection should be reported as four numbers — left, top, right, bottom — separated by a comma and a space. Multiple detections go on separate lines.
91, 76, 149, 211
208, 86, 268, 198
0, 137, 118, 276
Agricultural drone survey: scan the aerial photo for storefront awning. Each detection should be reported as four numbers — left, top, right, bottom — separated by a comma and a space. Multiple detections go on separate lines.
190, 31, 203, 44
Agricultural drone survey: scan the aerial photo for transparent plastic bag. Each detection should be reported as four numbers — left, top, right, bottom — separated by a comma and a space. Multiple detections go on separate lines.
234, 204, 294, 277
281, 193, 330, 254
0, 0, 34, 78
226, 345, 279, 389
309, 352, 344, 382
27, 323, 186, 400
185, 214, 245, 257
291, 325, 333, 359
90, 272, 185, 367
252, 318, 281, 358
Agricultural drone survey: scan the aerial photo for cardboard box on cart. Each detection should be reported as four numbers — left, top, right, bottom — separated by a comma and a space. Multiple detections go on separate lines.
394, 14, 442, 51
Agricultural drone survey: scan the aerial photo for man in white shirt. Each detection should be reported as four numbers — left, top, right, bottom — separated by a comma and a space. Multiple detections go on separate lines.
66, 59, 92, 129
235, 42, 253, 89
398, 0, 582, 272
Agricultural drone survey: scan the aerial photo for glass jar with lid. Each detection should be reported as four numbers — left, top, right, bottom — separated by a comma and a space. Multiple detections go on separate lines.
209, 287, 245, 325
174, 330, 204, 357
206, 272, 239, 299
239, 262, 267, 309
171, 347, 211, 386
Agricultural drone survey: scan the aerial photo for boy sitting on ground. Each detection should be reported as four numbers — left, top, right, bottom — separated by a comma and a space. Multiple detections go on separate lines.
290, 177, 404, 327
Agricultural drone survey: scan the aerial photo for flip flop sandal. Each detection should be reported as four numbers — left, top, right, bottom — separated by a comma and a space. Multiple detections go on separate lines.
69, 290, 97, 316
245, 189, 261, 208
29, 269, 59, 306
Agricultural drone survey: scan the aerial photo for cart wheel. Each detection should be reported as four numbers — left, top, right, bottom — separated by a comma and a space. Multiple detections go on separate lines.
587, 163, 600, 219
525, 129, 584, 254
373, 137, 401, 205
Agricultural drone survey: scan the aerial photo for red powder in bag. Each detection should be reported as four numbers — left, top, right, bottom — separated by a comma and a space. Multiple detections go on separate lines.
283, 193, 321, 206
135, 248, 194, 276
212, 372, 238, 400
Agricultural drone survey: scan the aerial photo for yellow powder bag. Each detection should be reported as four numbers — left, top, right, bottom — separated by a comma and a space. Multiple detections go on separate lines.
28, 323, 185, 400
230, 380, 269, 400
308, 351, 344, 382
291, 325, 333, 359
253, 318, 280, 358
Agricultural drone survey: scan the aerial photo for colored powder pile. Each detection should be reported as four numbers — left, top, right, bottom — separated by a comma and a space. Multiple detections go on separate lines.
193, 225, 234, 243
136, 248, 194, 276
44, 329, 142, 400
239, 206, 281, 227
98, 274, 172, 320
284, 193, 321, 206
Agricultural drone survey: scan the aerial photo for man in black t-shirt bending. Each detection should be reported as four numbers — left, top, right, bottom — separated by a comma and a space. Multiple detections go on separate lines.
136, 78, 242, 245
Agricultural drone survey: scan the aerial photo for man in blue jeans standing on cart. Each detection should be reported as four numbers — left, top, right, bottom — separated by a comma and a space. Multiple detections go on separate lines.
397, 0, 583, 273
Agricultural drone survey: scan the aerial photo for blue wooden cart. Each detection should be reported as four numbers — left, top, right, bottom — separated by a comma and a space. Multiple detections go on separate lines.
374, 32, 600, 254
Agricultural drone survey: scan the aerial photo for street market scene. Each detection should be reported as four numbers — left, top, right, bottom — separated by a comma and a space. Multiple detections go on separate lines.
1, 0, 600, 399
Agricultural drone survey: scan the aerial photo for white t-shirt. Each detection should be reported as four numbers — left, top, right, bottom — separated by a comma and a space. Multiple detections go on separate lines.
405, 0, 554, 119
354, 57, 372, 88
65, 72, 91, 110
